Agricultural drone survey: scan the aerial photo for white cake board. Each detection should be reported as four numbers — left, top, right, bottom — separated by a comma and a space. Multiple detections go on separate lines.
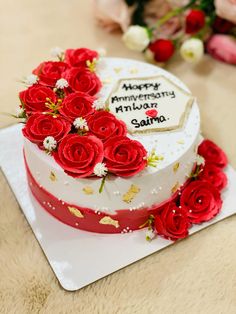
1, 124, 236, 291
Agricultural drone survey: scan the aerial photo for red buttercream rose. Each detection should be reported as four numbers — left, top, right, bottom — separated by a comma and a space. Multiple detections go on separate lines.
104, 136, 147, 177
63, 67, 101, 96
33, 61, 69, 86
149, 39, 175, 62
185, 9, 205, 34
180, 180, 222, 224
198, 139, 228, 169
87, 111, 127, 141
154, 203, 189, 241
22, 113, 71, 148
54, 134, 104, 178
59, 92, 95, 122
19, 85, 57, 115
65, 48, 98, 67
199, 164, 228, 191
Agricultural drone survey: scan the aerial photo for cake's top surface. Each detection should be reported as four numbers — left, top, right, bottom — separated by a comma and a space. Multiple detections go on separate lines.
19, 48, 200, 180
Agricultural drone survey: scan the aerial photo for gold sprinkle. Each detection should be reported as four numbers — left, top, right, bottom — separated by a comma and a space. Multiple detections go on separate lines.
82, 186, 94, 195
68, 206, 84, 218
102, 77, 112, 84
129, 68, 138, 74
49, 171, 57, 182
122, 184, 140, 203
114, 67, 122, 74
171, 182, 180, 194
177, 139, 185, 144
173, 162, 180, 173
99, 216, 119, 228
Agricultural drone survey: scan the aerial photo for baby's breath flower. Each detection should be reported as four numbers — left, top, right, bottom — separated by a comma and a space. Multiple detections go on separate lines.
55, 78, 69, 89
94, 162, 108, 177
43, 136, 57, 152
24, 74, 38, 86
50, 47, 64, 59
73, 117, 89, 131
92, 99, 105, 110
97, 48, 107, 57
196, 154, 205, 166
146, 228, 156, 241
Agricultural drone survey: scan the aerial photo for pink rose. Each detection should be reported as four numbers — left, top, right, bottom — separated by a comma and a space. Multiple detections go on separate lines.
93, 0, 132, 32
215, 0, 236, 24
207, 35, 236, 65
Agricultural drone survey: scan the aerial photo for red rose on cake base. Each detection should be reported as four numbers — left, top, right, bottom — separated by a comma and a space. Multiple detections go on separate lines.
154, 203, 189, 241
180, 180, 222, 224
198, 139, 228, 168
54, 134, 104, 178
199, 163, 228, 191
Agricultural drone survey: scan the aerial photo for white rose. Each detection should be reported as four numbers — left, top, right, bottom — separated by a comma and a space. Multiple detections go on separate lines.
122, 25, 150, 52
180, 38, 204, 63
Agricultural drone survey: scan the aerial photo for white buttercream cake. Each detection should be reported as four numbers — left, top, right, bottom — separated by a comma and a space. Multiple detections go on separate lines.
22, 53, 201, 234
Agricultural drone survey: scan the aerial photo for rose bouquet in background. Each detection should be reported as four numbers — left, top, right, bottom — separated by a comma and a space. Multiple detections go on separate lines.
95, 0, 236, 65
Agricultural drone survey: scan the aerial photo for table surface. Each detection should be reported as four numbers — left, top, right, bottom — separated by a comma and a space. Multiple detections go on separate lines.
0, 1, 236, 313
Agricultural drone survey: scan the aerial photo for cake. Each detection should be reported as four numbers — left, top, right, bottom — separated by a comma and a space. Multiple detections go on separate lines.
19, 48, 228, 240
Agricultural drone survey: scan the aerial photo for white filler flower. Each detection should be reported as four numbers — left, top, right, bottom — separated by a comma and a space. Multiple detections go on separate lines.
55, 78, 69, 89
146, 228, 156, 241
180, 38, 204, 63
122, 25, 150, 52
25, 74, 38, 86
196, 154, 205, 166
94, 163, 108, 177
92, 99, 105, 110
50, 47, 64, 58
73, 117, 89, 131
43, 136, 57, 152
97, 48, 107, 57
15, 106, 25, 118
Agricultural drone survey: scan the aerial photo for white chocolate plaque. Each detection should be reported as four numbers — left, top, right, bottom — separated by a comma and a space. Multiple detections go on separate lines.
106, 76, 194, 133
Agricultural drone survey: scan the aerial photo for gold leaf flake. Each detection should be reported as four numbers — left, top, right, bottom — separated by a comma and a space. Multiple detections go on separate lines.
99, 216, 119, 228
171, 182, 180, 194
129, 68, 138, 74
173, 162, 180, 173
177, 139, 185, 144
49, 171, 57, 182
82, 186, 94, 195
122, 184, 140, 203
114, 67, 122, 74
68, 206, 84, 218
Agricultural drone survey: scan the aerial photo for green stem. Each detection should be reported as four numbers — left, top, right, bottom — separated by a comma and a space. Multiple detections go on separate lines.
99, 176, 106, 194
156, 0, 197, 28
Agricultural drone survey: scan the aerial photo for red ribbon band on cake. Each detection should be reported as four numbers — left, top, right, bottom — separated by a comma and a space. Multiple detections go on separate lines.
24, 153, 188, 234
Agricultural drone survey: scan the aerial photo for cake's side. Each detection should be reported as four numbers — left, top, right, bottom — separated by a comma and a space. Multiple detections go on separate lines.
24, 131, 199, 213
